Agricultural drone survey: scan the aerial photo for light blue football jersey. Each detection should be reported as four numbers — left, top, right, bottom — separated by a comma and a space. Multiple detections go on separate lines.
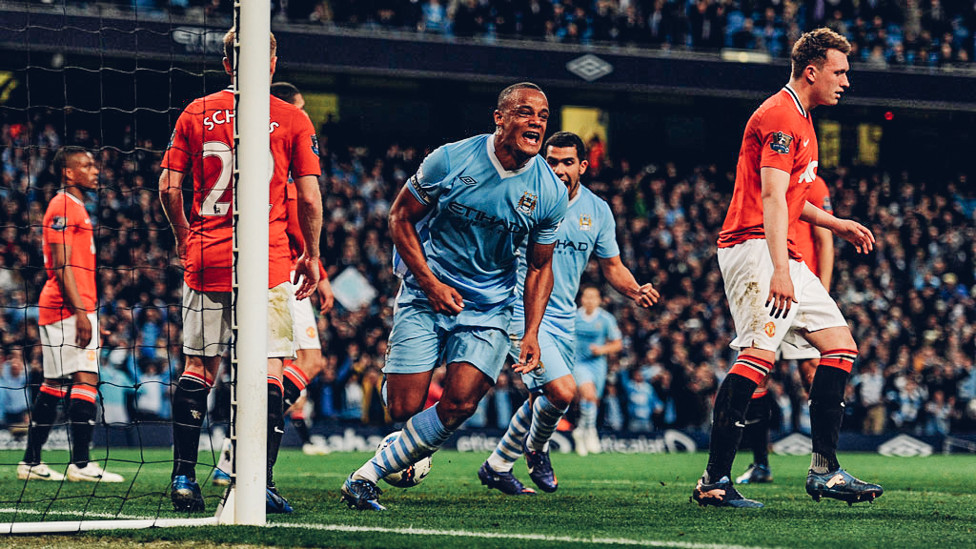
393, 134, 568, 308
512, 185, 620, 337
575, 308, 622, 367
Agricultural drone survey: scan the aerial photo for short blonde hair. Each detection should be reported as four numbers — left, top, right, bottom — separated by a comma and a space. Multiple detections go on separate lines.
791, 28, 851, 79
222, 28, 277, 64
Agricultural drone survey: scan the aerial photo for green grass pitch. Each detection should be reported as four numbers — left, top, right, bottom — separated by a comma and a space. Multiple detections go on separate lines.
1, 448, 974, 548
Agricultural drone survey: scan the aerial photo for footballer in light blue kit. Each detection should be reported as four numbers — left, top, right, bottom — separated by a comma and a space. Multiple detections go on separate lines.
341, 83, 568, 511
574, 286, 624, 451
479, 132, 659, 496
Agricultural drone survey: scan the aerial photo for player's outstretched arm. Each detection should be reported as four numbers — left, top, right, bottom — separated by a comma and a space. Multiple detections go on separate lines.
293, 174, 323, 299
158, 168, 190, 263
517, 241, 556, 374
389, 185, 463, 315
800, 200, 875, 254
598, 255, 660, 308
761, 167, 795, 319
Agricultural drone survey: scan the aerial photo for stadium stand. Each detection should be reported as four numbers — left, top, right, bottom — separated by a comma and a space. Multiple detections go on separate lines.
30, 0, 976, 68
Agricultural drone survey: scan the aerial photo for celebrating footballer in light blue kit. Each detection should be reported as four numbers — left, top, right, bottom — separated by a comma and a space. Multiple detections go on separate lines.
341, 83, 568, 511
479, 132, 659, 496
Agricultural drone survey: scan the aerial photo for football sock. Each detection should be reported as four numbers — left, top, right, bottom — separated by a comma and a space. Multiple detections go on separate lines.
809, 349, 856, 474
23, 383, 65, 465
282, 361, 309, 409
743, 390, 771, 467
267, 375, 284, 486
216, 437, 232, 474
354, 403, 451, 484
703, 356, 769, 483
67, 384, 98, 468
578, 398, 597, 431
172, 372, 212, 480
527, 395, 568, 453
290, 412, 312, 446
487, 398, 532, 472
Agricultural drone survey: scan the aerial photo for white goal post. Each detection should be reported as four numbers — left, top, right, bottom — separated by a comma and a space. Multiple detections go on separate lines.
225, 0, 271, 527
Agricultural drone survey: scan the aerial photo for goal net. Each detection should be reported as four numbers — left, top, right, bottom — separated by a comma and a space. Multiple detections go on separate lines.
0, 0, 269, 532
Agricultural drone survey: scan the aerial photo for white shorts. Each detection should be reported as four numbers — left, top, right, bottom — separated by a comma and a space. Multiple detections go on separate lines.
182, 282, 294, 359
39, 313, 99, 378
289, 272, 321, 351
182, 283, 232, 357
719, 239, 846, 353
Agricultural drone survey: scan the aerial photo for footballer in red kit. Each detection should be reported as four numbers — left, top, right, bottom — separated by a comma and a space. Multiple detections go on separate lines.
693, 28, 882, 509
21, 146, 125, 484
159, 29, 323, 514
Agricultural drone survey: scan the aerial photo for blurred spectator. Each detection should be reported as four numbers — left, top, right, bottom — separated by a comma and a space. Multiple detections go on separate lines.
0, 349, 30, 430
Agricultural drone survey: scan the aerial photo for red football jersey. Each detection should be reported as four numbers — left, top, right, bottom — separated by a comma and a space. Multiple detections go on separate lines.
39, 192, 96, 325
161, 89, 321, 292
718, 86, 819, 260
793, 176, 833, 276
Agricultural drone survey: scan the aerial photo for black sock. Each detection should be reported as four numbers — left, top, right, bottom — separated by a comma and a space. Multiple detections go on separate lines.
172, 374, 211, 480
283, 376, 303, 410
704, 373, 758, 483
23, 388, 63, 465
68, 392, 97, 468
291, 415, 312, 445
267, 380, 284, 487
808, 366, 849, 473
743, 392, 771, 466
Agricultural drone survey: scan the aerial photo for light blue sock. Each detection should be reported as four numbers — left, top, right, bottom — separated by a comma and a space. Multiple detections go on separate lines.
486, 399, 532, 472
353, 404, 451, 483
579, 399, 597, 430
527, 396, 568, 453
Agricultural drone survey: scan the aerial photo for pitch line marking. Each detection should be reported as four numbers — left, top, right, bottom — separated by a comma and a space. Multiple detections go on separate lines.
0, 508, 775, 548
272, 522, 782, 549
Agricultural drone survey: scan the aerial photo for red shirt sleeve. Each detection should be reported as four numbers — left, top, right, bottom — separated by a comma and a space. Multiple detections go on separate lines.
757, 106, 799, 174
161, 108, 192, 173
290, 111, 321, 178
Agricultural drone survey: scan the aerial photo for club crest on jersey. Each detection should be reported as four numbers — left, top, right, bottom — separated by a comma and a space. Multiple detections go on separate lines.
764, 321, 776, 337
517, 192, 538, 215
770, 132, 793, 154
579, 214, 592, 231
51, 216, 67, 231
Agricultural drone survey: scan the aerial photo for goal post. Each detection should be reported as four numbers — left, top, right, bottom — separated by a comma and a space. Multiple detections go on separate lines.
227, 0, 271, 527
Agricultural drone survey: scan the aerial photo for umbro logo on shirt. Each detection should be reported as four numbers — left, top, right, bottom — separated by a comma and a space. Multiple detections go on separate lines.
459, 176, 478, 185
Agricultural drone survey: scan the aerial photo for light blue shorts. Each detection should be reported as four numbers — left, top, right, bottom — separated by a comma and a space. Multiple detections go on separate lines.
384, 284, 513, 382
574, 359, 608, 399
508, 321, 575, 393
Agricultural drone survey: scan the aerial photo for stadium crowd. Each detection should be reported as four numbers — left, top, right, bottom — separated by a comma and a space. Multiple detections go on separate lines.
2, 111, 976, 442
35, 0, 976, 69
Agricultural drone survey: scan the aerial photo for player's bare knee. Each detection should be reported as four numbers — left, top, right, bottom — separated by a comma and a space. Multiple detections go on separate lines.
544, 381, 576, 409
436, 396, 478, 428
387, 399, 423, 423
